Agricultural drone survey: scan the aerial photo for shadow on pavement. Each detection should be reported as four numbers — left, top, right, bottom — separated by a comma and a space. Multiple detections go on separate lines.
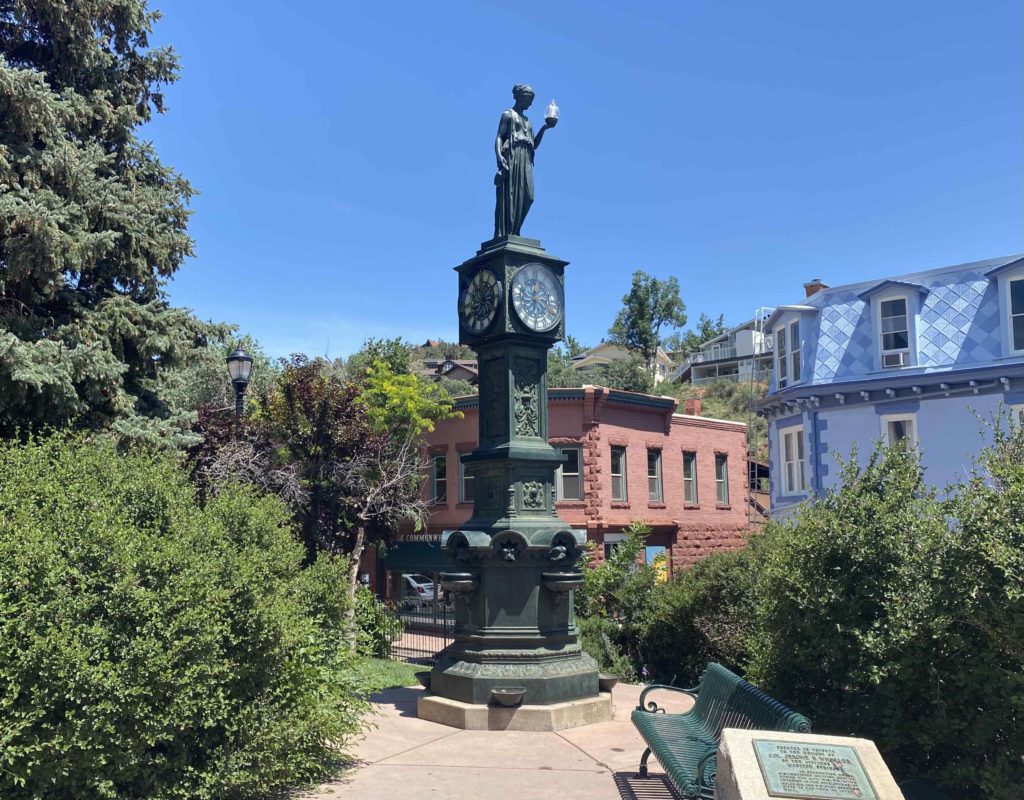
369, 686, 422, 718
612, 772, 682, 800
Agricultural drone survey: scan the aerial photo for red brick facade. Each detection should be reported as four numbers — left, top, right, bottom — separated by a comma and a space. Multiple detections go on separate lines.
416, 386, 752, 575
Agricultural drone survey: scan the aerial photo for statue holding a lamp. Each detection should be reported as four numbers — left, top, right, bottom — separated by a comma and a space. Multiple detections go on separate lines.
493, 84, 559, 238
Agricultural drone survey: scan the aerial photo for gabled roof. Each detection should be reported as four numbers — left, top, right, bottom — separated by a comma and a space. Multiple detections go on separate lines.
984, 255, 1024, 279
856, 279, 929, 302
764, 305, 818, 331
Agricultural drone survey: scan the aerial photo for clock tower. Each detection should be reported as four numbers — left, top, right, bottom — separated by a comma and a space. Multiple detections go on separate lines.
420, 233, 608, 725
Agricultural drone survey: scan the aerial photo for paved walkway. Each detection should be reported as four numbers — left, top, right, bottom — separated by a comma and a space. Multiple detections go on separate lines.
304, 682, 693, 800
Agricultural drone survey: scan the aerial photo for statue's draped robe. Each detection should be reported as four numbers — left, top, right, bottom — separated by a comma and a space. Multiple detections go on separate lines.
494, 110, 535, 238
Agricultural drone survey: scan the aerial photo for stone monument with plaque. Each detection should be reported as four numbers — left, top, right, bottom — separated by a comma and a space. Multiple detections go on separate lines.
715, 729, 905, 800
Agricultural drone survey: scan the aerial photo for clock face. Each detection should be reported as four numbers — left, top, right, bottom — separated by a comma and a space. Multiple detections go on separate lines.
460, 268, 500, 334
511, 263, 563, 332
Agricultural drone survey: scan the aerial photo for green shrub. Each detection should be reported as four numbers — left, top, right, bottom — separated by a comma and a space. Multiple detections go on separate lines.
639, 547, 754, 686
578, 616, 638, 683
746, 437, 1024, 798
354, 585, 403, 657
0, 434, 369, 800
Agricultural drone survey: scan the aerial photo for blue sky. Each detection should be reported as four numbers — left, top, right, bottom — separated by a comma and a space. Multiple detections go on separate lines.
148, 1, 1023, 359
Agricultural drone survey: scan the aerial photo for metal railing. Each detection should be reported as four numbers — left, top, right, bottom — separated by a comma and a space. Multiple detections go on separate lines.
387, 572, 454, 664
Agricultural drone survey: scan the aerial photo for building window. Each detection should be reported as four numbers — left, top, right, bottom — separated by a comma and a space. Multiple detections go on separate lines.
647, 449, 663, 502
431, 455, 447, 503
458, 458, 474, 503
1011, 278, 1024, 353
556, 446, 583, 500
881, 414, 917, 448
779, 425, 806, 494
715, 454, 729, 505
776, 326, 788, 388
1010, 403, 1024, 423
610, 446, 627, 502
789, 320, 801, 382
682, 451, 698, 504
603, 533, 625, 560
879, 297, 911, 368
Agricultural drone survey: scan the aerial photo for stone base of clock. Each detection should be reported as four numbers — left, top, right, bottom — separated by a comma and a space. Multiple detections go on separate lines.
416, 690, 613, 732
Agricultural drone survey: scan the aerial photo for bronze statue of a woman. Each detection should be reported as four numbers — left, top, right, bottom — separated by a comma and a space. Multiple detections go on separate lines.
493, 84, 557, 238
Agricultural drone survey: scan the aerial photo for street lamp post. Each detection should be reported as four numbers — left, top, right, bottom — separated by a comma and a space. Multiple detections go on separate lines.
226, 346, 254, 417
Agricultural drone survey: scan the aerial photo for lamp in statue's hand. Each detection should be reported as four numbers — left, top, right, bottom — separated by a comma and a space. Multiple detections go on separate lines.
544, 99, 560, 127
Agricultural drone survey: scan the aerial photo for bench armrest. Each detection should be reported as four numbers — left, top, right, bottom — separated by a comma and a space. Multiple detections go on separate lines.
636, 683, 700, 714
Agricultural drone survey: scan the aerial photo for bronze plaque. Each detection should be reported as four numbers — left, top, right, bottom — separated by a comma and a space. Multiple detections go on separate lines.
753, 739, 878, 800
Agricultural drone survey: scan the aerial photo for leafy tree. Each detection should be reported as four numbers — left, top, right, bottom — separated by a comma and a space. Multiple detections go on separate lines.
0, 2, 206, 443
591, 356, 656, 394
547, 340, 585, 389
252, 356, 372, 565
664, 312, 728, 356
359, 359, 455, 436
345, 336, 412, 380
608, 270, 687, 366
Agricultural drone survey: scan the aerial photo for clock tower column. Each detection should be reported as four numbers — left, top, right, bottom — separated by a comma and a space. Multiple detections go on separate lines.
420, 234, 608, 724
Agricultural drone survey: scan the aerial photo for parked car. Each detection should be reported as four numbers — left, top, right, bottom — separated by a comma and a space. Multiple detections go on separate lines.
401, 573, 442, 608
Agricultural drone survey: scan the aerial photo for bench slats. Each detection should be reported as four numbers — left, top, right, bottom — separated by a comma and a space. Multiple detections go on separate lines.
632, 663, 811, 800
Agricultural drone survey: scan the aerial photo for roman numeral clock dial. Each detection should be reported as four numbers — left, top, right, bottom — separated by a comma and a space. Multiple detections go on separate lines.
511, 263, 563, 333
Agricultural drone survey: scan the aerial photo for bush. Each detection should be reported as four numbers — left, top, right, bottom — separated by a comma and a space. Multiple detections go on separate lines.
0, 434, 369, 800
354, 586, 403, 657
639, 547, 754, 687
746, 437, 1024, 798
578, 616, 638, 683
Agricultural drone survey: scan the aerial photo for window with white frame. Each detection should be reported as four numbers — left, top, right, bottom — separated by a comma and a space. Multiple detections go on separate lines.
879, 297, 911, 368
779, 425, 806, 494
647, 449, 663, 502
556, 446, 583, 500
1010, 403, 1024, 423
682, 451, 698, 504
881, 414, 917, 448
1010, 278, 1024, 353
789, 320, 801, 382
458, 458, 474, 503
430, 454, 447, 503
610, 446, 627, 502
714, 454, 729, 505
775, 326, 789, 388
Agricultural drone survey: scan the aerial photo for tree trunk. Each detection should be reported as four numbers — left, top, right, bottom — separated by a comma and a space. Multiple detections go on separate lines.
344, 523, 367, 650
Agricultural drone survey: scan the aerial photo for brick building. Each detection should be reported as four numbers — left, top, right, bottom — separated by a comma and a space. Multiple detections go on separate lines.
367, 386, 753, 596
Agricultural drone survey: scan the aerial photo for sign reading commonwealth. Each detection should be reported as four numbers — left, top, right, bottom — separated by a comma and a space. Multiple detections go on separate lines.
753, 739, 879, 800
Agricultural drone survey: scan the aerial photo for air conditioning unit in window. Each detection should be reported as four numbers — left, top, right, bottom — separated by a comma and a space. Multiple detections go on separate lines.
882, 351, 908, 368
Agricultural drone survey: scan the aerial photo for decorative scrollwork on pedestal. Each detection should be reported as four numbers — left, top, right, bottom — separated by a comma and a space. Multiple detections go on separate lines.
512, 356, 540, 437
522, 480, 545, 510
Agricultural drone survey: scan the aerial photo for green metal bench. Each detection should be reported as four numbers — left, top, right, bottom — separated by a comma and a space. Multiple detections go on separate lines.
631, 662, 812, 799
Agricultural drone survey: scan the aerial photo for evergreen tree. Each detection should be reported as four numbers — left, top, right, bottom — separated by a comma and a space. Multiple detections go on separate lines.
0, 2, 203, 443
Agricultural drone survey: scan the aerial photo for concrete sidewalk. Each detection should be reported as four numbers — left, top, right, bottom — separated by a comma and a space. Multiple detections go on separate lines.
304, 682, 693, 800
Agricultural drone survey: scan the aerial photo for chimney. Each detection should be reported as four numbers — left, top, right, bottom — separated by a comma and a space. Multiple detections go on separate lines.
683, 398, 702, 416
804, 278, 828, 298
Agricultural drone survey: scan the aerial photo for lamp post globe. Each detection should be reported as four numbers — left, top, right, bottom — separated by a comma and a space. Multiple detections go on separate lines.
226, 346, 254, 417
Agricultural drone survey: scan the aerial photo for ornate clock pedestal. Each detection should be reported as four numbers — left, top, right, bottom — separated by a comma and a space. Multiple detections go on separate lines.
418, 236, 610, 729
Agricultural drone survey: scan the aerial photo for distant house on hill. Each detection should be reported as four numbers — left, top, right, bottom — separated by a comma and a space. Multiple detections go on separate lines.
418, 357, 478, 385
672, 311, 775, 386
571, 342, 674, 383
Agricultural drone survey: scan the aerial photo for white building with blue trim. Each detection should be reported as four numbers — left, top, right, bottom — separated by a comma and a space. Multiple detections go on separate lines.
760, 254, 1024, 518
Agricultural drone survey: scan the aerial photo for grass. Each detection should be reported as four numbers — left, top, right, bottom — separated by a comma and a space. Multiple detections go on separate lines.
357, 657, 423, 692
